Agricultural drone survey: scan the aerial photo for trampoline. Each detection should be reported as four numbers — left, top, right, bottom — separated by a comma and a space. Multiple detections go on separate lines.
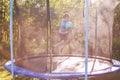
5, 0, 120, 80
5, 56, 120, 79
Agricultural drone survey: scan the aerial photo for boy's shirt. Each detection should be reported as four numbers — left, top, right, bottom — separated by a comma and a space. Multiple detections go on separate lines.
59, 19, 68, 35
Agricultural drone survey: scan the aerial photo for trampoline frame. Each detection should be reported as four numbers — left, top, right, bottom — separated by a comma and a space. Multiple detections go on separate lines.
4, 58, 120, 79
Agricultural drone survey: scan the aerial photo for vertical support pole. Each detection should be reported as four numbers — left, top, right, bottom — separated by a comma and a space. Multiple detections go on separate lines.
85, 0, 89, 80
91, 8, 98, 72
10, 0, 14, 79
46, 0, 52, 73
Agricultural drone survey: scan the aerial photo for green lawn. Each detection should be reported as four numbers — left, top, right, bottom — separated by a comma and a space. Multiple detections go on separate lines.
0, 66, 32, 80
0, 66, 12, 80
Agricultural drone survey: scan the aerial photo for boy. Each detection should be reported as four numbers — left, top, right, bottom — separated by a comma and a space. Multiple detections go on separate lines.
54, 14, 72, 48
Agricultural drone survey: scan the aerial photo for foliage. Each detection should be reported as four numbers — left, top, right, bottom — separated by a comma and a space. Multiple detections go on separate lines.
0, 0, 10, 60
112, 38, 120, 61
113, 3, 120, 38
0, 0, 10, 23
112, 4, 120, 61
0, 0, 10, 44
0, 42, 10, 59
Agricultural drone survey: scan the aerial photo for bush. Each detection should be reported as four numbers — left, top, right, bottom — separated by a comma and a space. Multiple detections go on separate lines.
112, 38, 120, 60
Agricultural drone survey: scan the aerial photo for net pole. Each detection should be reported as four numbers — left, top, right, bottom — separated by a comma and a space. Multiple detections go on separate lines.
85, 0, 89, 80
46, 0, 52, 73
91, 8, 98, 72
9, 0, 14, 79
108, 9, 113, 64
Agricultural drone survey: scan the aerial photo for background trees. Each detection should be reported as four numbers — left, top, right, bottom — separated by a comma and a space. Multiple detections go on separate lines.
0, 0, 10, 59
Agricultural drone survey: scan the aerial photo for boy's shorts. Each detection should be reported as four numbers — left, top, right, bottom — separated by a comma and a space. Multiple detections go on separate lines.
59, 33, 68, 40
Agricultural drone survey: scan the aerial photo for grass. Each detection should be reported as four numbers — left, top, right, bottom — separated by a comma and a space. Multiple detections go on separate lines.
0, 66, 12, 80
0, 66, 33, 80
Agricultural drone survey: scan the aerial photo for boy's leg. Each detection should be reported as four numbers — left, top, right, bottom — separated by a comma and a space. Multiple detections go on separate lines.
53, 40, 64, 48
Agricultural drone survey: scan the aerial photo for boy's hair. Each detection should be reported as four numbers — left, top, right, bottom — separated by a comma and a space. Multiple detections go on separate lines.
63, 14, 69, 18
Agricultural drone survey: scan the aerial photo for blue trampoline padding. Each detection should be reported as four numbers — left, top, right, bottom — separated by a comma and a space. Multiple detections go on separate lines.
4, 59, 120, 79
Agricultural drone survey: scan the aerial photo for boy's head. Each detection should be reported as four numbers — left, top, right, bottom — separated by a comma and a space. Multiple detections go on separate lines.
63, 14, 69, 21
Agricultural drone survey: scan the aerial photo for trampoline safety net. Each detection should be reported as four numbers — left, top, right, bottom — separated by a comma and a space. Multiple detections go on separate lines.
11, 0, 116, 75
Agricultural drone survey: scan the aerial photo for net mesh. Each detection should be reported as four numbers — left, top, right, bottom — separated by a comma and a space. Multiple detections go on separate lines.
14, 0, 112, 73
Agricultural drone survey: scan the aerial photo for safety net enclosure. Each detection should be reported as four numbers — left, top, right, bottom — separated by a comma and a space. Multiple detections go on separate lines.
5, 0, 120, 79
